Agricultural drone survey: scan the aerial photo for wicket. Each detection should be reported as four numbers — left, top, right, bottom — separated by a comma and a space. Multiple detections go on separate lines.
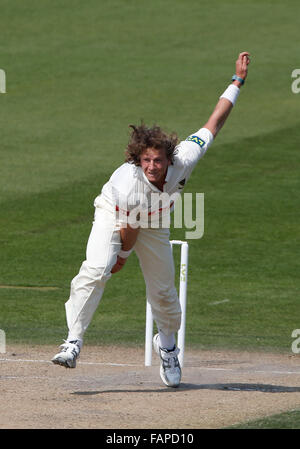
0, 329, 6, 354
0, 69, 6, 94
145, 240, 189, 367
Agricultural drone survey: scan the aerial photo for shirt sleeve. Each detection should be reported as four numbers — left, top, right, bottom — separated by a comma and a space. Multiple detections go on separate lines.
176, 127, 214, 167
109, 163, 135, 196
100, 163, 143, 219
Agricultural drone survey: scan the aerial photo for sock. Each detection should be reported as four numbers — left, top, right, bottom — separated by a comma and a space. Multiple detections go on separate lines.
158, 330, 176, 351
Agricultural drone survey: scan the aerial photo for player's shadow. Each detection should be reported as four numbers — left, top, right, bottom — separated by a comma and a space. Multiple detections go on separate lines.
71, 383, 300, 395
183, 383, 300, 393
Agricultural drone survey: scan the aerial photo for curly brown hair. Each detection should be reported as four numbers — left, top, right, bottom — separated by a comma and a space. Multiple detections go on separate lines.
125, 123, 179, 166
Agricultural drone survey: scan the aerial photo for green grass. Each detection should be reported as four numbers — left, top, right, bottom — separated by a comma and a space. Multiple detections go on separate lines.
228, 409, 300, 429
2, 123, 299, 351
1, 0, 300, 428
1, 0, 299, 350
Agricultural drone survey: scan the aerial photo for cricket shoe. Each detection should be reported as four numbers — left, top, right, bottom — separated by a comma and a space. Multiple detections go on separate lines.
153, 333, 181, 388
51, 340, 81, 368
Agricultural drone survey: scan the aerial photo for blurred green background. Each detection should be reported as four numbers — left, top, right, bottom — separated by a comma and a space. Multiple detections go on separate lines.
0, 0, 299, 357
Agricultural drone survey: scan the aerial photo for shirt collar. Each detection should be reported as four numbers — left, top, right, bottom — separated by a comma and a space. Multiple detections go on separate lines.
164, 165, 173, 183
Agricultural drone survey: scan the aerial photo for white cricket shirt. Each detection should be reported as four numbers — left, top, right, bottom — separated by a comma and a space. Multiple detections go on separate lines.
95, 127, 214, 226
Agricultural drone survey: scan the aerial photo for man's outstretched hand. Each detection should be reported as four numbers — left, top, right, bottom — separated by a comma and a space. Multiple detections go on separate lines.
235, 51, 251, 81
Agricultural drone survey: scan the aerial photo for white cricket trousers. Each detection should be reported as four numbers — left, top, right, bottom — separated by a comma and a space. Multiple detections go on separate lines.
65, 197, 181, 342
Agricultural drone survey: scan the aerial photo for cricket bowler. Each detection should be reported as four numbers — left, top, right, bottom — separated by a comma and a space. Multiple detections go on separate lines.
52, 52, 251, 387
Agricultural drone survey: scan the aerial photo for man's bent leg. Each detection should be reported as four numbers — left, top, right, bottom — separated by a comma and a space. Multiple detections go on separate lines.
134, 228, 181, 339
134, 228, 182, 386
65, 262, 110, 342
52, 206, 121, 367
65, 214, 121, 342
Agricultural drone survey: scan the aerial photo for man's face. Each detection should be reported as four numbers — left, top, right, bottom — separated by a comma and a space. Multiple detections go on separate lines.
140, 147, 171, 188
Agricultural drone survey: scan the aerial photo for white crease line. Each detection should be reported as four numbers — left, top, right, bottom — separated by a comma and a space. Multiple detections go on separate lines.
0, 358, 51, 364
1, 357, 300, 376
255, 369, 300, 375
1, 375, 65, 380
0, 358, 140, 367
82, 361, 140, 367
198, 367, 300, 375
0, 375, 101, 382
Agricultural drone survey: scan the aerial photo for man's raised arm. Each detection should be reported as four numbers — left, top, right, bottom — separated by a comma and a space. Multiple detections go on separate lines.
203, 52, 250, 138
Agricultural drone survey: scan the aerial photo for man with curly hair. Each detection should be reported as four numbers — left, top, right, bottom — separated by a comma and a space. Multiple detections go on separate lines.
52, 52, 250, 387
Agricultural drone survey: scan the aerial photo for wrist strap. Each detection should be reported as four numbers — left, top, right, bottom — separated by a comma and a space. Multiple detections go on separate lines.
119, 248, 133, 258
232, 74, 245, 85
220, 84, 240, 106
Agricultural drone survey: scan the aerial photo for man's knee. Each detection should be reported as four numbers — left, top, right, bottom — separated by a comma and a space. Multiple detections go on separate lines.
154, 287, 179, 310
72, 261, 112, 289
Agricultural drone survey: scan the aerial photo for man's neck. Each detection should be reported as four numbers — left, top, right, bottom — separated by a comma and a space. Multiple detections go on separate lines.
151, 180, 164, 191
